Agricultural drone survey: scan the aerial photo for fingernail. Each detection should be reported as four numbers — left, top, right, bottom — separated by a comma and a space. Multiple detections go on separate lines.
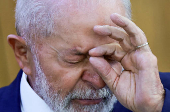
89, 48, 96, 53
111, 13, 121, 18
112, 13, 120, 16
94, 25, 103, 29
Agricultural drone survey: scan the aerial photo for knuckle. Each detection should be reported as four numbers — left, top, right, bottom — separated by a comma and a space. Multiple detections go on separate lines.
103, 66, 112, 79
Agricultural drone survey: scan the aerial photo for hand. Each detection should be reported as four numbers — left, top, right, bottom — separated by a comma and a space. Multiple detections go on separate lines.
89, 13, 165, 112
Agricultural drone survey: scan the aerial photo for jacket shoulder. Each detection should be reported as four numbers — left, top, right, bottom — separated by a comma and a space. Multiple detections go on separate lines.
159, 72, 170, 89
0, 70, 23, 112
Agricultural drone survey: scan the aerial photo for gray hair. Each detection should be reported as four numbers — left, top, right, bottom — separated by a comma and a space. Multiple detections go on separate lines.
15, 0, 131, 46
15, 0, 55, 46
122, 0, 131, 19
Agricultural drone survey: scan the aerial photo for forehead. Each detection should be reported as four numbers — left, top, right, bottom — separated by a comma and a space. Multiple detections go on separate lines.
46, 0, 125, 53
53, 0, 125, 26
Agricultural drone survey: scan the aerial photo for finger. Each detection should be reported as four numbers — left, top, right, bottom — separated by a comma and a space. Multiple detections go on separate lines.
109, 61, 123, 76
89, 43, 126, 62
110, 13, 148, 47
89, 57, 120, 91
93, 25, 134, 51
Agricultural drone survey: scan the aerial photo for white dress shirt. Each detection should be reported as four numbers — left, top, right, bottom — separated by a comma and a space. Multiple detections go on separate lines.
20, 72, 53, 112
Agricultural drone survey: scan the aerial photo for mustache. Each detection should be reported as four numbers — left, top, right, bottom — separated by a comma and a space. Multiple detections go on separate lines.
67, 86, 113, 100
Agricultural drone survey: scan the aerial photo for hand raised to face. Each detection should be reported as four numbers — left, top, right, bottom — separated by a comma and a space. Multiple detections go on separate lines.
89, 13, 164, 112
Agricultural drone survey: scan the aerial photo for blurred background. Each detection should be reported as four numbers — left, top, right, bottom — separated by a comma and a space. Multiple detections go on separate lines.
0, 0, 170, 87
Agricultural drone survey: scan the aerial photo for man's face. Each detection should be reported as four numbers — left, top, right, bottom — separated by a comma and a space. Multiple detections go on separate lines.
28, 0, 125, 111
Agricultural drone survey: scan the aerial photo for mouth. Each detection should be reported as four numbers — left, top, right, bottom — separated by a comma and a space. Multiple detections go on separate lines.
73, 98, 103, 105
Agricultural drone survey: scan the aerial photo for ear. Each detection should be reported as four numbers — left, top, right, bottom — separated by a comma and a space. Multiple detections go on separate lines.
7, 34, 31, 75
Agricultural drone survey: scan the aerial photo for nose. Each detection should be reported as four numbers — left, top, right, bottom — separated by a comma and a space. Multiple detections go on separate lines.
81, 70, 106, 89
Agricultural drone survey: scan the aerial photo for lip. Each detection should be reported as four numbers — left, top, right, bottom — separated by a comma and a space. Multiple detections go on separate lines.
73, 98, 103, 105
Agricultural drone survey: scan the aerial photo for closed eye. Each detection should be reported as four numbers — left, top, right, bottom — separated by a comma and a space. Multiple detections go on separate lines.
64, 55, 86, 65
65, 60, 82, 65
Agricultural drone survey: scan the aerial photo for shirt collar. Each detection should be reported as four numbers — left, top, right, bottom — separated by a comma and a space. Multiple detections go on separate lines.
20, 72, 53, 112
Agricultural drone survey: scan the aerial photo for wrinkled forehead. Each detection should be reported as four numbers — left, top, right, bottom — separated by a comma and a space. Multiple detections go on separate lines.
55, 0, 121, 9
34, 0, 125, 55
50, 0, 125, 33
53, 0, 124, 16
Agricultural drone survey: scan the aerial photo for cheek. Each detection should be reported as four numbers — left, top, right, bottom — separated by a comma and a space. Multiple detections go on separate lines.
38, 54, 83, 97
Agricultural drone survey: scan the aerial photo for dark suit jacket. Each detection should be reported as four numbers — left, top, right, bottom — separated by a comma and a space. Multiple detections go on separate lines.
0, 70, 170, 112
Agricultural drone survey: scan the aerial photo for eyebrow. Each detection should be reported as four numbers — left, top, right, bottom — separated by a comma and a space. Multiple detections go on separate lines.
48, 44, 85, 56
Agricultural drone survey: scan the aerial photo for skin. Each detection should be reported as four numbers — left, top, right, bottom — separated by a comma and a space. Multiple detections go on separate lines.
7, 0, 164, 111
89, 14, 164, 112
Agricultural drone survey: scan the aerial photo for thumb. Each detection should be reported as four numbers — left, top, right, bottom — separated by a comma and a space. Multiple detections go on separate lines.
89, 57, 120, 92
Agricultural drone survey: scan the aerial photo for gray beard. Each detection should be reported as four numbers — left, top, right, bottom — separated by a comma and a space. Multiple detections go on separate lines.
33, 53, 117, 112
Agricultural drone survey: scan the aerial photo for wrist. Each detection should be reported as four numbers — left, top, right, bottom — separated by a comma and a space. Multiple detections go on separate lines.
138, 90, 165, 112
154, 93, 164, 112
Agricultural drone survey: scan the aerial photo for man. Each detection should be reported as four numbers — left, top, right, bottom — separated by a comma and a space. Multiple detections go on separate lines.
0, 0, 170, 112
